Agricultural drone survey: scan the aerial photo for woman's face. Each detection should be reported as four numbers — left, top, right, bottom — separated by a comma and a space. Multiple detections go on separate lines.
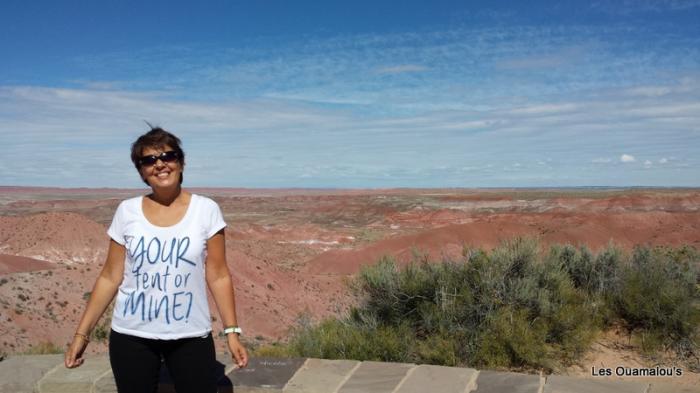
138, 145, 183, 189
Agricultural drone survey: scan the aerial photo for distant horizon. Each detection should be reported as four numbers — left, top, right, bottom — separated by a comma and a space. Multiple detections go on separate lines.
1, 1, 698, 188
2, 184, 698, 191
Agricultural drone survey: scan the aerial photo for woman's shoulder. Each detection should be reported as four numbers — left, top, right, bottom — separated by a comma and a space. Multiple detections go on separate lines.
190, 193, 221, 211
113, 195, 143, 214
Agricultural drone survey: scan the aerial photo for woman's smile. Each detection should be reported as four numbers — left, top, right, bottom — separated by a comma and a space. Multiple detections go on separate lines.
155, 170, 172, 179
151, 168, 176, 185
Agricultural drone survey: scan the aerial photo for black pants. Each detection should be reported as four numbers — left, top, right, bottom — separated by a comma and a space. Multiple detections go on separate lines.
109, 329, 217, 393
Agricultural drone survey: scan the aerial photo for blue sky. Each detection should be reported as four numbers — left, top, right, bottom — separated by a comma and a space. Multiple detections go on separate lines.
1, 0, 699, 188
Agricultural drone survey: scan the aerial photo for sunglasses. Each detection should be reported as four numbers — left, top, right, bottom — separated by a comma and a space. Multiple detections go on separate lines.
138, 151, 179, 167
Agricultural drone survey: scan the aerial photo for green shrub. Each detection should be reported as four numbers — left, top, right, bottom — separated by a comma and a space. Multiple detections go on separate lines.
253, 342, 292, 358
91, 301, 115, 343
474, 306, 551, 370
92, 324, 109, 342
550, 242, 622, 297
287, 317, 413, 362
273, 239, 699, 371
23, 341, 63, 355
414, 333, 460, 366
612, 246, 699, 359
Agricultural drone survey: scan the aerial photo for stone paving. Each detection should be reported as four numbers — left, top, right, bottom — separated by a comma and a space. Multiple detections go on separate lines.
0, 354, 697, 393
472, 370, 540, 393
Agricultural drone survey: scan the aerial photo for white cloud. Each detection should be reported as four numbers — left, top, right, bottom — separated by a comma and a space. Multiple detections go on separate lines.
659, 158, 668, 164
460, 166, 478, 172
508, 103, 580, 115
591, 0, 700, 14
496, 46, 586, 70
623, 86, 673, 97
620, 154, 636, 163
375, 65, 428, 75
644, 160, 653, 168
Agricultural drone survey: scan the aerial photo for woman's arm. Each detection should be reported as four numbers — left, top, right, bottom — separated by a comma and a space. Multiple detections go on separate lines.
64, 239, 125, 368
205, 229, 248, 368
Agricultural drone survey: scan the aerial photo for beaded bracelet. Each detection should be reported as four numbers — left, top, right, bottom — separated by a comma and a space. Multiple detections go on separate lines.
74, 332, 90, 343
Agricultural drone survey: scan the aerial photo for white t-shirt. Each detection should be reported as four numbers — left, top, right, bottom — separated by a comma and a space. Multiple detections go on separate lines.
107, 193, 227, 339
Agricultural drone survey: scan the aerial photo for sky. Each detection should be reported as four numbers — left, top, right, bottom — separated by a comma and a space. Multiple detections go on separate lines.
1, 0, 699, 188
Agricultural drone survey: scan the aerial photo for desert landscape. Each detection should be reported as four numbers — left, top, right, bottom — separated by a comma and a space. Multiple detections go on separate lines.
0, 186, 698, 385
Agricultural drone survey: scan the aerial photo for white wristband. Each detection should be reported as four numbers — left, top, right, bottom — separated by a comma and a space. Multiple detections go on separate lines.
223, 326, 242, 335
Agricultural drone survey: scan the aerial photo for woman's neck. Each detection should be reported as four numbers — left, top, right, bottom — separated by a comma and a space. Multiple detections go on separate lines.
149, 185, 182, 206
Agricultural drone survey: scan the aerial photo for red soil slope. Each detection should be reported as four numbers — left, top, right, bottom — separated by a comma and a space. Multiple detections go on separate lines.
306, 210, 700, 274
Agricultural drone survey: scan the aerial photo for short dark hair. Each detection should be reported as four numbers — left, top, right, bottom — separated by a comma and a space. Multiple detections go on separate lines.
130, 127, 186, 185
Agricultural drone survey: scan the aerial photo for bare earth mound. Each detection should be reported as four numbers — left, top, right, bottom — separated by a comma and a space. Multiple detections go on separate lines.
0, 254, 55, 275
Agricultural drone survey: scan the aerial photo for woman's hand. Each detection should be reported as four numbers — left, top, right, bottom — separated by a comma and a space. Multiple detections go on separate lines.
64, 335, 89, 368
227, 334, 249, 368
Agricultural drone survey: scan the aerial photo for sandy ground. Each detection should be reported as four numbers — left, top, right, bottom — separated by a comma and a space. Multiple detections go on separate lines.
0, 186, 698, 385
566, 329, 700, 388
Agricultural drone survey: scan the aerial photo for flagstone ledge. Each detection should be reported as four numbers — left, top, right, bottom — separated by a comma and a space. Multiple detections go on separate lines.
0, 354, 696, 393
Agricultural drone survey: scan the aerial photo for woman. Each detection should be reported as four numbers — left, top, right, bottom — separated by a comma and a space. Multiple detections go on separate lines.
65, 127, 248, 393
